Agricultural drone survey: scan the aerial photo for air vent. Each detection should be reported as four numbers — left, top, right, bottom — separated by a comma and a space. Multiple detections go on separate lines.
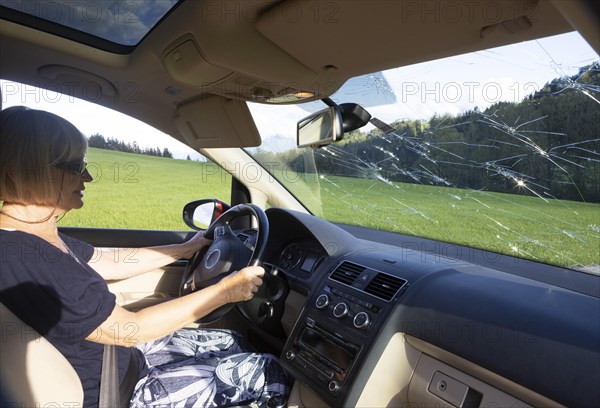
364, 273, 407, 301
330, 262, 365, 286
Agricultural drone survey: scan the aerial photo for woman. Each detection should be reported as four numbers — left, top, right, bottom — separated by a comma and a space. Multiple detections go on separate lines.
0, 107, 290, 407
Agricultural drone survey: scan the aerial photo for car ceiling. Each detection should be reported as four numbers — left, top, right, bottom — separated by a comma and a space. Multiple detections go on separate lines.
1, 0, 598, 149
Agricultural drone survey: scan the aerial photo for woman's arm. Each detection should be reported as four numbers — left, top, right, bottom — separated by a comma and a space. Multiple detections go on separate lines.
86, 266, 264, 346
89, 231, 210, 281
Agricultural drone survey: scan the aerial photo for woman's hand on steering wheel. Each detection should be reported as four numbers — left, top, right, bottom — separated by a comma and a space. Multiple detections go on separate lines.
181, 231, 212, 259
218, 266, 265, 303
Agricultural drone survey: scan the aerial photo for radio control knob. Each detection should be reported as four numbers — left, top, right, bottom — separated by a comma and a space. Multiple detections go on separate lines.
315, 294, 330, 310
333, 302, 349, 319
353, 311, 370, 329
328, 380, 340, 393
285, 350, 295, 361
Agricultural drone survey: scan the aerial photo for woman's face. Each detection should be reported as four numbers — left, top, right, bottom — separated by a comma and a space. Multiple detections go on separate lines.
52, 156, 93, 213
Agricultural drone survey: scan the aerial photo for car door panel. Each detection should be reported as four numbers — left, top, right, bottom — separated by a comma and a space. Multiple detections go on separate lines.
59, 227, 195, 248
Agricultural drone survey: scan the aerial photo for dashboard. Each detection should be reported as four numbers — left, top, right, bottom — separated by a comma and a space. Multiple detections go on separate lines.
254, 208, 600, 408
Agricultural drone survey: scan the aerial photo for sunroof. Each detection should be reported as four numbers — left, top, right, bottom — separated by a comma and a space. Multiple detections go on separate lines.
0, 0, 181, 47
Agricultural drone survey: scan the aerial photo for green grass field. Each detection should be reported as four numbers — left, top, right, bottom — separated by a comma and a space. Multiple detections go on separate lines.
60, 148, 600, 269
314, 175, 600, 268
60, 148, 231, 230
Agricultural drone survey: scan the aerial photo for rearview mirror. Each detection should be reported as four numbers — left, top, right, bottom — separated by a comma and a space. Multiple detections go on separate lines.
297, 106, 343, 148
182, 199, 231, 230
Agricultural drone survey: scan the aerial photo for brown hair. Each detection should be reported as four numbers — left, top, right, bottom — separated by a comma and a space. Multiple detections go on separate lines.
0, 107, 87, 205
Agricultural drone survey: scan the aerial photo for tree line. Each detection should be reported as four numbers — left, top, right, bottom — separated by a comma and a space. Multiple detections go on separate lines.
88, 134, 173, 158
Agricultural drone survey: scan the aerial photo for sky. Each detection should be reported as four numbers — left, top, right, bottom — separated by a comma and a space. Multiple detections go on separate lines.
1, 31, 598, 159
0, 0, 180, 46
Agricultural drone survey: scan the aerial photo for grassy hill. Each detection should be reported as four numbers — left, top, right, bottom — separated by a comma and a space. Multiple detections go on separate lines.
317, 175, 599, 268
60, 148, 231, 230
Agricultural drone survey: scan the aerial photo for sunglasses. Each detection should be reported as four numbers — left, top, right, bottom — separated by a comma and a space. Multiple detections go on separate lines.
55, 158, 88, 175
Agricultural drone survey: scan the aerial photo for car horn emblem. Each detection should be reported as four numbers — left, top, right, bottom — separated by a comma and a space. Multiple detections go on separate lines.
205, 248, 221, 269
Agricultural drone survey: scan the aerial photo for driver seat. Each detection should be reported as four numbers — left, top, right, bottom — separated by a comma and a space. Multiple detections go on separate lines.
0, 302, 83, 405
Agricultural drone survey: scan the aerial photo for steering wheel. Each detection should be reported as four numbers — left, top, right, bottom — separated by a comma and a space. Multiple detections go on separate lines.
180, 204, 275, 323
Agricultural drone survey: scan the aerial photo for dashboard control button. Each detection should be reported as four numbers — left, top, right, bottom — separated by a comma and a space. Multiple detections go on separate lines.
353, 311, 370, 329
328, 380, 340, 393
215, 226, 225, 237
333, 302, 349, 318
285, 350, 295, 361
316, 294, 330, 309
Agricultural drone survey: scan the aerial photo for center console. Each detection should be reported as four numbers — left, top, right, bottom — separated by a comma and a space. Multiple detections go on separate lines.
282, 260, 408, 406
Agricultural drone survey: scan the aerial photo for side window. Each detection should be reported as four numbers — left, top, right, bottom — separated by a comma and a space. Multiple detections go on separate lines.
1, 80, 231, 230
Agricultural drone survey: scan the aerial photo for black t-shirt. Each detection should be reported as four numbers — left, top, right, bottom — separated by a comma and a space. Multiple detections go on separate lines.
0, 230, 133, 407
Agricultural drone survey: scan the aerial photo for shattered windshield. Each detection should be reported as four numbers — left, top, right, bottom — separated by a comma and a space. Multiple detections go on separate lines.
248, 32, 599, 273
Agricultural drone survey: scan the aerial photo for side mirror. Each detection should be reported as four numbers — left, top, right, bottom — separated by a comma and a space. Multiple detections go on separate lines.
182, 199, 231, 230
297, 106, 343, 148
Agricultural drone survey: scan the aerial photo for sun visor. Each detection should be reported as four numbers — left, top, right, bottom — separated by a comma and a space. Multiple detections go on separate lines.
174, 95, 261, 148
